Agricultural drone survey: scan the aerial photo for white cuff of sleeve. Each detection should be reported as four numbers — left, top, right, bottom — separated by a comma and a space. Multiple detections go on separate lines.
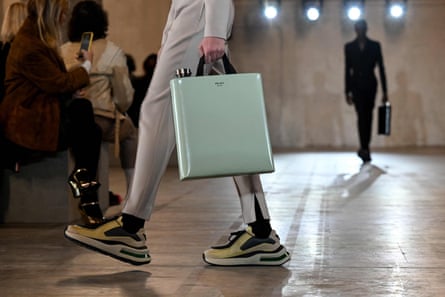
81, 60, 92, 73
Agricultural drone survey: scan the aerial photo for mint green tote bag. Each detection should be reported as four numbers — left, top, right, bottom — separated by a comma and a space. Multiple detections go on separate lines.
170, 55, 274, 180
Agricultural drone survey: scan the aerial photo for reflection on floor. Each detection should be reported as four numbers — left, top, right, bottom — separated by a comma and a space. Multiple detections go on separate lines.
2, 149, 445, 296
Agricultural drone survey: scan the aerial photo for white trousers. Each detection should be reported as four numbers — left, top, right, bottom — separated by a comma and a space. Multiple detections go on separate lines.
122, 3, 270, 224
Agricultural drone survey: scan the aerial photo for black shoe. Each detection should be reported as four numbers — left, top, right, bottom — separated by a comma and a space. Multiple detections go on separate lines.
78, 201, 105, 226
68, 168, 104, 226
68, 168, 100, 198
357, 149, 371, 163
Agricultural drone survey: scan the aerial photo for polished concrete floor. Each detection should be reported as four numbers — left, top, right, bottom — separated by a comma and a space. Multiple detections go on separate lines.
1, 149, 445, 296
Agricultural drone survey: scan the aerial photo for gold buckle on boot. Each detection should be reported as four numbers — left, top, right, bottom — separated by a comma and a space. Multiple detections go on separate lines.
68, 168, 100, 198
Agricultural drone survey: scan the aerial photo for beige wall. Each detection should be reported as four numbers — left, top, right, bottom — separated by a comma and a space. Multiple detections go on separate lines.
229, 0, 445, 148
1, 0, 18, 13
1, 0, 25, 25
0, 0, 100, 39
102, 0, 170, 75
103, 0, 445, 149
3, 0, 445, 148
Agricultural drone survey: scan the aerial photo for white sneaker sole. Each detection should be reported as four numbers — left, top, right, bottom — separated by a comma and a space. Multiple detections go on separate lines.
202, 245, 291, 266
64, 227, 151, 266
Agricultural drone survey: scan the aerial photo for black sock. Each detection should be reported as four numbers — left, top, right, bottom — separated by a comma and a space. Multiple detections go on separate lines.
122, 213, 145, 234
248, 196, 272, 238
249, 220, 272, 238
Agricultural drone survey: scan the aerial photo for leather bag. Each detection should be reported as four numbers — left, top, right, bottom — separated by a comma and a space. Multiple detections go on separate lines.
170, 55, 274, 180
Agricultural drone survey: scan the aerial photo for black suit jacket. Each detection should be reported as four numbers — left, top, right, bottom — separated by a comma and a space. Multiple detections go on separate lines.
344, 37, 387, 99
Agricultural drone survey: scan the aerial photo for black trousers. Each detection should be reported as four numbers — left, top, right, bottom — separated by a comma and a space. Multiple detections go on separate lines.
62, 98, 102, 179
353, 92, 376, 151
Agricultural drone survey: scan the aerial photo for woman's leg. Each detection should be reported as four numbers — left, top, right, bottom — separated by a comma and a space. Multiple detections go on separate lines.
118, 117, 138, 190
66, 98, 104, 225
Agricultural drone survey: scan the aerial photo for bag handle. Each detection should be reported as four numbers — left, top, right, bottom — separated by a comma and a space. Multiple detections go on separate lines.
196, 54, 237, 76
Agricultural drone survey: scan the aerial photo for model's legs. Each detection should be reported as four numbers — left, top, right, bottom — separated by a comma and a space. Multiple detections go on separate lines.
122, 33, 204, 222
204, 173, 290, 266
233, 174, 272, 237
355, 103, 373, 151
354, 92, 376, 162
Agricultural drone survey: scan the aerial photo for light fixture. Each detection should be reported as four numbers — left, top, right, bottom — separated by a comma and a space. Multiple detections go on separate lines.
302, 0, 323, 22
263, 0, 281, 20
386, 0, 407, 19
344, 0, 365, 21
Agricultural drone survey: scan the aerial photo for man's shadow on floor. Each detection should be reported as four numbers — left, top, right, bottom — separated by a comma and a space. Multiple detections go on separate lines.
329, 163, 386, 203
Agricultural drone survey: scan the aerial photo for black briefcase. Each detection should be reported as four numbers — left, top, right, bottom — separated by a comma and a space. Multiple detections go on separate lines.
378, 102, 391, 135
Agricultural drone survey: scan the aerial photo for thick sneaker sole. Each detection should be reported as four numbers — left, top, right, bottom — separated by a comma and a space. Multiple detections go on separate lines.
202, 245, 291, 266
64, 227, 151, 266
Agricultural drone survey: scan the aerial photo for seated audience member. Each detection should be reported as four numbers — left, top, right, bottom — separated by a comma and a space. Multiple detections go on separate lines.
0, 0, 105, 226
61, 0, 137, 200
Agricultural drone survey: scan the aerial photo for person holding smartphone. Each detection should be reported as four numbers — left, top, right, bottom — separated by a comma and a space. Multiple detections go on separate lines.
65, 0, 290, 267
61, 1, 137, 205
0, 0, 105, 226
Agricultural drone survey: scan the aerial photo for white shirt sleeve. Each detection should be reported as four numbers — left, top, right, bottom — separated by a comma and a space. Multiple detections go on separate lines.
204, 0, 234, 39
80, 60, 92, 73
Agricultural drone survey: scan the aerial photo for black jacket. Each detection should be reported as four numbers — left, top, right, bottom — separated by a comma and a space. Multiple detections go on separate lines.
344, 37, 387, 98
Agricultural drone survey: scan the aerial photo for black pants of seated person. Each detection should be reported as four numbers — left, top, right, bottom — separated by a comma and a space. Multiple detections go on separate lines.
62, 98, 101, 177
62, 98, 104, 225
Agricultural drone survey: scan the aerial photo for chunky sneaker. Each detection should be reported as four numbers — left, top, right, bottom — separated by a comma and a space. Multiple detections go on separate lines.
64, 216, 151, 265
203, 226, 290, 266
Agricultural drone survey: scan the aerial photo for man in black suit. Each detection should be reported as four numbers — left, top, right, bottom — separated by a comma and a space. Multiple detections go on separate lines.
345, 19, 388, 163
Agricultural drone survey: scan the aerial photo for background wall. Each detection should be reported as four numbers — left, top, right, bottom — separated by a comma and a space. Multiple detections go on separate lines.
228, 0, 445, 149
2, 0, 444, 149
102, 0, 169, 75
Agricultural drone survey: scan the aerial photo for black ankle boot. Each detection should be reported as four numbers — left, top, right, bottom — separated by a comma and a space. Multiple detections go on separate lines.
68, 168, 100, 198
68, 168, 104, 226
78, 200, 105, 226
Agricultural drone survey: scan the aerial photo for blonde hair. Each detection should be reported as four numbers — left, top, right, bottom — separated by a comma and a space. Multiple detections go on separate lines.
27, 0, 69, 50
0, 2, 27, 43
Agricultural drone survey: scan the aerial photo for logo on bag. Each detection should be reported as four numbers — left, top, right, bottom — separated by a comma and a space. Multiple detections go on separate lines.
214, 82, 225, 87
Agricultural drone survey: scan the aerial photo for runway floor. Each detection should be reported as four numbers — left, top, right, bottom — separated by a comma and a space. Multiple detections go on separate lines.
1, 148, 445, 296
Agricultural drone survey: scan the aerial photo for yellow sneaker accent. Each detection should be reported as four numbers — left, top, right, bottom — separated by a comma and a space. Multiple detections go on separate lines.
65, 216, 150, 265
203, 227, 290, 266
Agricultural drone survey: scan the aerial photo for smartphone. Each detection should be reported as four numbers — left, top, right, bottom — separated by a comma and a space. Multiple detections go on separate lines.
79, 32, 94, 52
